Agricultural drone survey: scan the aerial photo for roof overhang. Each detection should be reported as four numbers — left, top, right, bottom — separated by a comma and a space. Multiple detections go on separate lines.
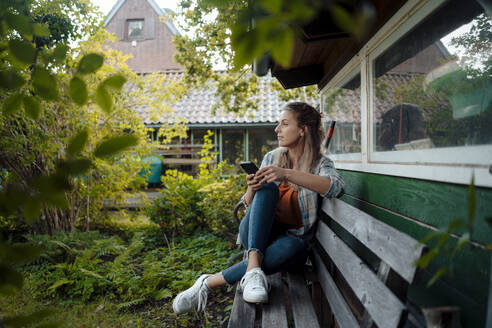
260, 0, 408, 90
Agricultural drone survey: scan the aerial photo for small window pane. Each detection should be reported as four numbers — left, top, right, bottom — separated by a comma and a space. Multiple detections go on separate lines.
222, 129, 244, 165
248, 128, 277, 165
323, 71, 362, 155
372, 0, 491, 152
128, 20, 144, 39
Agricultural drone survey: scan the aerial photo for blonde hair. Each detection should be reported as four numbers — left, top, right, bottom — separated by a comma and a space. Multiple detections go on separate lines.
274, 102, 324, 190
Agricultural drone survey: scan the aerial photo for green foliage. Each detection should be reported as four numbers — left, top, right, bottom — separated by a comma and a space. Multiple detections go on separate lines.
148, 131, 247, 238
19, 230, 236, 309
174, 0, 375, 116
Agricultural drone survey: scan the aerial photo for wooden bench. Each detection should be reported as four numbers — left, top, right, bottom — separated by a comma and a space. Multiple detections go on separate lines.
227, 197, 428, 328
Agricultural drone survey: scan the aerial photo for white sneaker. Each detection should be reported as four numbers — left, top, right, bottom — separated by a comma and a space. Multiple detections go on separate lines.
172, 274, 211, 314
240, 268, 270, 303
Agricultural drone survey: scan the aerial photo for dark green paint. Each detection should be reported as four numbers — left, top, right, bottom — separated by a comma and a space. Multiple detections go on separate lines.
341, 195, 490, 328
339, 170, 492, 245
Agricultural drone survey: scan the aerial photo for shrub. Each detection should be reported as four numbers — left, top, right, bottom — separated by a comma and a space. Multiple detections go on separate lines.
21, 230, 236, 307
148, 131, 247, 239
198, 174, 246, 237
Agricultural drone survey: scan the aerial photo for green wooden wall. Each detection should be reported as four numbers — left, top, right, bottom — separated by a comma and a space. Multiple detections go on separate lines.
338, 169, 492, 327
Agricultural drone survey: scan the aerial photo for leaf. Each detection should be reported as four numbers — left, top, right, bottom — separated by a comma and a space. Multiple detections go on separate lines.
94, 135, 139, 158
269, 28, 294, 68
33, 66, 58, 101
451, 232, 470, 258
0, 264, 23, 294
153, 288, 172, 300
103, 74, 127, 90
4, 12, 32, 38
23, 95, 41, 120
79, 268, 104, 280
58, 158, 92, 175
8, 39, 37, 65
69, 76, 88, 105
48, 278, 74, 291
330, 5, 356, 35
24, 199, 42, 223
427, 267, 447, 287
0, 242, 43, 264
413, 248, 439, 269
77, 53, 104, 75
33, 23, 50, 37
53, 44, 69, 62
67, 129, 89, 157
0, 69, 25, 90
2, 93, 23, 115
258, 0, 282, 14
96, 85, 112, 113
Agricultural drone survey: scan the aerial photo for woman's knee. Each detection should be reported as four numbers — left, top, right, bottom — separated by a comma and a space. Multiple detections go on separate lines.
256, 182, 279, 199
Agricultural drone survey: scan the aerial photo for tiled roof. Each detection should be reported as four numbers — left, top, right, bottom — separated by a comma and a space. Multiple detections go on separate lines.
130, 70, 418, 127
133, 71, 306, 126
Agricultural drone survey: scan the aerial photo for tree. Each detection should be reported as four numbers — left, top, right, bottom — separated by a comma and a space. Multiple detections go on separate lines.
172, 0, 375, 115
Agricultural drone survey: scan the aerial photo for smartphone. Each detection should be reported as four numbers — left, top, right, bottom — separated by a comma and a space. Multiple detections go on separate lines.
240, 161, 259, 175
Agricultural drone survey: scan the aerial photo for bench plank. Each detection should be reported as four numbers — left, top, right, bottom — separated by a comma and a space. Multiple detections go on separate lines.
316, 221, 406, 328
312, 250, 360, 328
322, 198, 425, 283
228, 286, 256, 328
262, 273, 288, 328
288, 272, 321, 328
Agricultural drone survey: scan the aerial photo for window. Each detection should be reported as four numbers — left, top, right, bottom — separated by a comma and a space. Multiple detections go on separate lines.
322, 68, 362, 159
127, 19, 144, 39
222, 129, 244, 165
248, 128, 277, 165
370, 0, 491, 165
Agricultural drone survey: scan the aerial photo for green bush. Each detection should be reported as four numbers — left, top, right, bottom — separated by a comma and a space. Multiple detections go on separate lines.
198, 174, 246, 236
94, 210, 158, 240
148, 131, 247, 239
21, 230, 236, 308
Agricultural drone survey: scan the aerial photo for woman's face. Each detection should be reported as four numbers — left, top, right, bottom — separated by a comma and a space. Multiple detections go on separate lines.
275, 110, 304, 148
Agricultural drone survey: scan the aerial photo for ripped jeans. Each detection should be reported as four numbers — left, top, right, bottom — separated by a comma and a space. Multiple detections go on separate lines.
221, 183, 309, 285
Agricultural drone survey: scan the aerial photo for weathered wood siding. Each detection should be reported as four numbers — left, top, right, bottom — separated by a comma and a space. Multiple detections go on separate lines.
337, 169, 492, 327
105, 0, 181, 72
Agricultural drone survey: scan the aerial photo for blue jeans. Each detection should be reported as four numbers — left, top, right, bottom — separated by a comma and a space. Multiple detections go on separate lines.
221, 183, 309, 285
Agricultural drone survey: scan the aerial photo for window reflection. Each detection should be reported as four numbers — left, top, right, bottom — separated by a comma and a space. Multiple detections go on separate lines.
222, 129, 244, 165
323, 71, 362, 155
373, 0, 491, 152
248, 128, 277, 165
128, 20, 144, 39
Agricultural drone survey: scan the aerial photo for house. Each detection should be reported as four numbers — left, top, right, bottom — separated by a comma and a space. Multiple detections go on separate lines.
260, 0, 492, 326
103, 0, 296, 176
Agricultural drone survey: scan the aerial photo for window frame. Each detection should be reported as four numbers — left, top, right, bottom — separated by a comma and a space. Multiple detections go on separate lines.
321, 60, 364, 163
127, 19, 145, 40
320, 0, 492, 188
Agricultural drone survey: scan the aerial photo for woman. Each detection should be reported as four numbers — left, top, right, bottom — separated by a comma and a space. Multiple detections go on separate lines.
172, 102, 344, 314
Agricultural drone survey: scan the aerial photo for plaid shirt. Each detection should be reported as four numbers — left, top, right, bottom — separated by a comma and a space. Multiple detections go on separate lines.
257, 148, 344, 236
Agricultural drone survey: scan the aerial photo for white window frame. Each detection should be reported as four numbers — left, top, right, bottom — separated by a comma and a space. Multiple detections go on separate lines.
320, 0, 492, 188
321, 57, 363, 163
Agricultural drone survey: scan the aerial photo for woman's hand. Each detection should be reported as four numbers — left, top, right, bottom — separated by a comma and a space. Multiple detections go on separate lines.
246, 173, 264, 191
256, 166, 288, 184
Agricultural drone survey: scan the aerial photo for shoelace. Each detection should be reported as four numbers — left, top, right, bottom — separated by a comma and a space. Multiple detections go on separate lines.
241, 270, 270, 291
196, 281, 209, 312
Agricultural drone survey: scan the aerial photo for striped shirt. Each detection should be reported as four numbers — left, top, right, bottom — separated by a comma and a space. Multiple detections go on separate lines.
258, 148, 344, 236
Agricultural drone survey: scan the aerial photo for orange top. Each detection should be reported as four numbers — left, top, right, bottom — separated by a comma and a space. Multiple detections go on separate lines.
274, 183, 303, 229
